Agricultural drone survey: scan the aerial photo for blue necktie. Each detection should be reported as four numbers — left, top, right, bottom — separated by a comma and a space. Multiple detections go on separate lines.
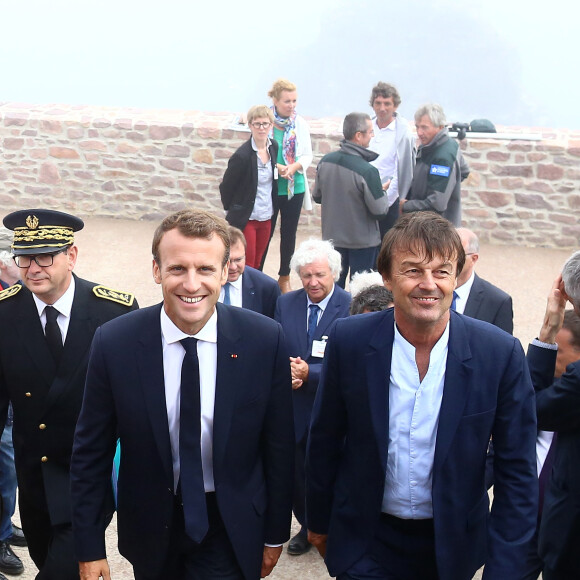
179, 338, 208, 543
451, 291, 459, 311
223, 282, 231, 305
307, 304, 320, 352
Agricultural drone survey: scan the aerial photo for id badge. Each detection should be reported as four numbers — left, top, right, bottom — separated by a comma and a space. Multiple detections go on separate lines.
311, 337, 328, 358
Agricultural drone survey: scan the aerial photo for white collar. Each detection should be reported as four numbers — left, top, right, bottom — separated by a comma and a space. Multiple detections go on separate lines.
160, 305, 218, 345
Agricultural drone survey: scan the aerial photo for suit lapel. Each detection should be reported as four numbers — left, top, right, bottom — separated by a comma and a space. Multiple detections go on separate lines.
14, 288, 57, 387
137, 304, 174, 484
463, 274, 483, 318
314, 286, 345, 340
45, 278, 96, 412
434, 312, 473, 468
241, 271, 256, 312
367, 311, 394, 470
288, 290, 309, 357
213, 304, 243, 470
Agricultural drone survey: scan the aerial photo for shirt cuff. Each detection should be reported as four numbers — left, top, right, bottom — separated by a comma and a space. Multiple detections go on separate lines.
531, 338, 558, 350
264, 543, 283, 548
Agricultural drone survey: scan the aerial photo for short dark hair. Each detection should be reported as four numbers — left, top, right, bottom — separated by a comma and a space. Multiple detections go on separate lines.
562, 309, 580, 349
369, 82, 401, 108
343, 112, 371, 141
152, 209, 230, 267
350, 285, 394, 315
377, 212, 465, 278
227, 226, 247, 249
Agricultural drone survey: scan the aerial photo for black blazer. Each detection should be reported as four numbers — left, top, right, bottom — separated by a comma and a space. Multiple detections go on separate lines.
0, 275, 137, 527
528, 344, 580, 575
464, 273, 513, 334
71, 303, 294, 579
219, 137, 278, 229
241, 266, 280, 319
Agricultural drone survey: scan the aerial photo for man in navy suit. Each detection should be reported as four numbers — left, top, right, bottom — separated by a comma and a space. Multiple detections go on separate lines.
527, 253, 580, 580
306, 212, 537, 580
455, 228, 513, 334
71, 209, 294, 580
218, 227, 280, 318
275, 239, 351, 556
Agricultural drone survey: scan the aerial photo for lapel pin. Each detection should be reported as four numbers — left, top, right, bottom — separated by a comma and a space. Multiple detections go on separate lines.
230, 353, 238, 358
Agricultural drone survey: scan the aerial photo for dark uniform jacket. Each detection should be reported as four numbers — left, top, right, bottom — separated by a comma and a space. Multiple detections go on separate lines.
0, 275, 137, 531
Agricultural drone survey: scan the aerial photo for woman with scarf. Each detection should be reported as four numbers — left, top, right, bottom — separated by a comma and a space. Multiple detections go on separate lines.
266, 79, 313, 293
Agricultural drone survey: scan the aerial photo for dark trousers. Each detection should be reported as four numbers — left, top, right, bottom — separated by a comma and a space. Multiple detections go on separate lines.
378, 201, 399, 242
338, 514, 438, 580
268, 193, 304, 276
22, 515, 78, 580
292, 436, 307, 534
336, 246, 379, 289
134, 493, 244, 580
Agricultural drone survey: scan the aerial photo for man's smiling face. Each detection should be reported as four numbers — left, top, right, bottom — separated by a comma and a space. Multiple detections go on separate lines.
153, 228, 228, 335
383, 245, 457, 332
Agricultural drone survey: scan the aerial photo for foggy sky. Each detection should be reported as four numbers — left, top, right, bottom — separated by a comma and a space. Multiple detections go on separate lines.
1, 0, 578, 129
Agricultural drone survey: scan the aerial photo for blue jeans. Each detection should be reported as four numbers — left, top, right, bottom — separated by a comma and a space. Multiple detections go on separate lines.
0, 409, 17, 541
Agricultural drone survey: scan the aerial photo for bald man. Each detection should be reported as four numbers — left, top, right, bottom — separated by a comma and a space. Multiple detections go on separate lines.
455, 228, 513, 334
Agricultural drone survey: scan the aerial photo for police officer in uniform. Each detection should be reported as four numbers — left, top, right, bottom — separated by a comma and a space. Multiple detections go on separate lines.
0, 209, 138, 579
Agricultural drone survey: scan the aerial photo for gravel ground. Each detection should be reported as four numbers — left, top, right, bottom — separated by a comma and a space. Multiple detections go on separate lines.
11, 216, 565, 579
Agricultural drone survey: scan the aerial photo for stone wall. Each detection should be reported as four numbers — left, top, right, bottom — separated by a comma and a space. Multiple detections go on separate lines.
0, 102, 579, 248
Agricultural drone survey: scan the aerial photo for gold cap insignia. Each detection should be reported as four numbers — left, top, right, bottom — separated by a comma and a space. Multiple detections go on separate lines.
26, 215, 39, 230
93, 285, 135, 307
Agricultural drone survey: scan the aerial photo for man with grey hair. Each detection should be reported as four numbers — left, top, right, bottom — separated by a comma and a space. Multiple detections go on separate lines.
313, 112, 389, 287
275, 239, 351, 556
526, 250, 580, 579
402, 103, 469, 226
0, 229, 19, 289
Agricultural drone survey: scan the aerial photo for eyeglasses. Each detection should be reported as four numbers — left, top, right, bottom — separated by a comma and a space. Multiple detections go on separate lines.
230, 255, 246, 265
251, 122, 272, 129
14, 248, 68, 268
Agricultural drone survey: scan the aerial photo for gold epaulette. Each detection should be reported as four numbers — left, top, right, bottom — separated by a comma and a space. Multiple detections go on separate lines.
92, 285, 135, 307
0, 284, 22, 302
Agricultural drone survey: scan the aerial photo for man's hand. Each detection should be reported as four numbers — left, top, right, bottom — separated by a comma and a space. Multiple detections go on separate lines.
307, 530, 328, 557
261, 545, 282, 577
382, 179, 392, 191
291, 377, 304, 390
290, 356, 309, 382
538, 274, 567, 344
79, 559, 111, 580
399, 199, 406, 214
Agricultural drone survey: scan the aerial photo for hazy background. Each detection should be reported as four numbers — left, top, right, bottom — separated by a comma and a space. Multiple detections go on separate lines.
1, 0, 578, 128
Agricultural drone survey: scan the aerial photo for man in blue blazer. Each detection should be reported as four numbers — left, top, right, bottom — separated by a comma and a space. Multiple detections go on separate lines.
456, 228, 513, 334
526, 257, 580, 580
275, 239, 351, 556
71, 209, 294, 580
306, 212, 537, 580
219, 227, 280, 318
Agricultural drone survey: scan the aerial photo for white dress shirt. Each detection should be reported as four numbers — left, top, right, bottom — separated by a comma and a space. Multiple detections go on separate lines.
160, 307, 217, 493
33, 275, 76, 342
218, 276, 243, 308
370, 118, 399, 206
382, 321, 449, 518
453, 271, 475, 314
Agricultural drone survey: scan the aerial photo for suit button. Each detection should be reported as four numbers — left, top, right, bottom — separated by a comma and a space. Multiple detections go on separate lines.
41, 456, 48, 463
39, 424, 46, 430
25, 392, 31, 397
